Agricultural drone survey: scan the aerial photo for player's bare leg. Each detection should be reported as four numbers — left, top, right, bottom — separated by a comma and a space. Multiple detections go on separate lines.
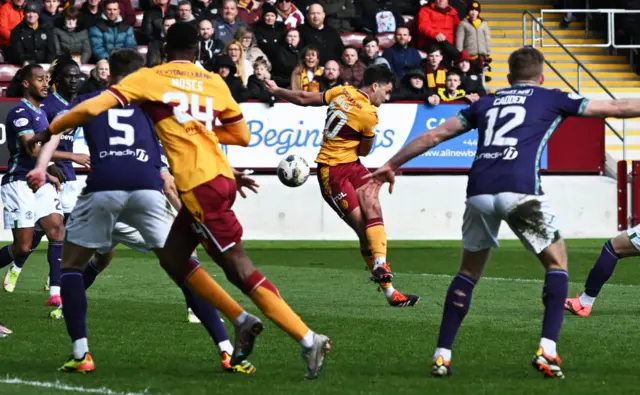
566, 231, 640, 317
155, 212, 265, 371
0, 228, 33, 292
0, 228, 46, 293
58, 241, 97, 373
432, 248, 489, 377
532, 238, 568, 379
38, 212, 65, 306
355, 181, 420, 307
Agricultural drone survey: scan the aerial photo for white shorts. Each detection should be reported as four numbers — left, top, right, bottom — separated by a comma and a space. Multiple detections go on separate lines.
1, 181, 63, 229
66, 190, 173, 252
626, 226, 640, 251
60, 180, 80, 214
462, 192, 559, 255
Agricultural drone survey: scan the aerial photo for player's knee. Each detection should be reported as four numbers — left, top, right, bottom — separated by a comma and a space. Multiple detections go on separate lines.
12, 242, 31, 257
222, 244, 255, 282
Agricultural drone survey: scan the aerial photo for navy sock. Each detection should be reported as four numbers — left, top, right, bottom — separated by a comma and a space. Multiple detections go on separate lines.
48, 241, 63, 288
0, 245, 14, 269
83, 259, 102, 290
61, 268, 88, 341
181, 285, 229, 345
437, 273, 476, 349
14, 229, 45, 269
584, 240, 620, 298
541, 270, 569, 342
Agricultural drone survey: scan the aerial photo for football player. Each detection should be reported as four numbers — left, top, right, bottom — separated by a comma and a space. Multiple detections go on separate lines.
265, 66, 420, 307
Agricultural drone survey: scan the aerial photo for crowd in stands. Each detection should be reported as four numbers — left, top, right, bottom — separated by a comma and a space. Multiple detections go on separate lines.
0, 0, 493, 103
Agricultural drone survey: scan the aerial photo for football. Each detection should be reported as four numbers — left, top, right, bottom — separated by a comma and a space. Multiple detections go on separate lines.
277, 154, 310, 187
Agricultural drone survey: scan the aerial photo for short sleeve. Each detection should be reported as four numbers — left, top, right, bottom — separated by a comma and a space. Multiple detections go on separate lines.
457, 102, 478, 130
7, 110, 34, 137
361, 113, 378, 138
551, 90, 589, 116
322, 86, 342, 106
107, 68, 151, 106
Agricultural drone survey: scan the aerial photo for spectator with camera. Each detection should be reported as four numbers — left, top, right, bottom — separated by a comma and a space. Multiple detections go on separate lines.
9, 2, 57, 65
55, 6, 92, 64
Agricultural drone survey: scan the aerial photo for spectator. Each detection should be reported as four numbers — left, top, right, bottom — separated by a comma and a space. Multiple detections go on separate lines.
253, 3, 285, 60
176, 0, 198, 27
291, 45, 322, 91
40, 0, 62, 27
192, 0, 217, 21
382, 26, 421, 80
197, 18, 223, 65
214, 0, 248, 45
455, 49, 486, 96
89, 0, 137, 61
275, 0, 304, 29
354, 0, 402, 34
55, 6, 92, 64
340, 46, 364, 86
142, 0, 177, 44
317, 59, 342, 90
424, 45, 448, 91
0, 0, 25, 56
235, 26, 268, 68
361, 35, 390, 68
390, 68, 428, 101
298, 3, 343, 63
455, 1, 491, 71
213, 54, 249, 102
270, 27, 301, 87
323, 0, 355, 33
247, 57, 276, 105
79, 58, 109, 94
236, 0, 262, 25
436, 69, 476, 102
79, 0, 102, 30
147, 15, 175, 66
224, 39, 251, 85
416, 0, 460, 61
9, 3, 57, 65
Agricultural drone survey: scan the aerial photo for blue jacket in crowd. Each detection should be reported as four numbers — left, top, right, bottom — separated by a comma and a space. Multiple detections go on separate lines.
382, 43, 423, 80
89, 14, 137, 61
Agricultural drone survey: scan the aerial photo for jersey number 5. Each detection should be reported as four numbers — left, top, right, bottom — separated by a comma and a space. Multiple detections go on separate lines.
484, 105, 525, 147
108, 109, 135, 146
162, 92, 214, 130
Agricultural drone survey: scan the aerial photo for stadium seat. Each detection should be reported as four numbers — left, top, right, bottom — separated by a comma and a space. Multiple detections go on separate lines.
376, 33, 394, 49
137, 45, 148, 56
135, 11, 143, 28
80, 64, 95, 74
340, 32, 367, 48
74, 0, 85, 8
0, 65, 19, 83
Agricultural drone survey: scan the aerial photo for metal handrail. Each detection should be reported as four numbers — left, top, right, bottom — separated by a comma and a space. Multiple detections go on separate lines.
523, 10, 626, 159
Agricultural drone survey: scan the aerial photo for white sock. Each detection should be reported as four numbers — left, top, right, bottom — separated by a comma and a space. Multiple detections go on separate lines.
373, 257, 386, 269
217, 340, 233, 356
73, 338, 89, 360
234, 311, 248, 326
579, 292, 596, 307
434, 347, 452, 361
382, 283, 396, 298
10, 264, 21, 274
299, 329, 315, 348
539, 337, 556, 358
50, 286, 61, 297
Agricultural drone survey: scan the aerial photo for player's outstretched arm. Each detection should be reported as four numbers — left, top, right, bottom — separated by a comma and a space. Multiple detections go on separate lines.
215, 120, 251, 147
264, 79, 324, 107
49, 91, 120, 135
582, 99, 640, 118
365, 116, 468, 193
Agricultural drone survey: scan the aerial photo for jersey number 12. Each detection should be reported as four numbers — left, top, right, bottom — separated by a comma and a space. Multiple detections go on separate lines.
483, 105, 525, 147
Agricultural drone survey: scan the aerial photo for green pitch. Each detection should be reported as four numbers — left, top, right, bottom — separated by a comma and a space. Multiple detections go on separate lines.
2, 240, 640, 395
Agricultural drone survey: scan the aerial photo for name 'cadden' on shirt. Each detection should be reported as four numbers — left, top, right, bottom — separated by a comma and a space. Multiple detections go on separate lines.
456, 85, 589, 197
71, 90, 165, 194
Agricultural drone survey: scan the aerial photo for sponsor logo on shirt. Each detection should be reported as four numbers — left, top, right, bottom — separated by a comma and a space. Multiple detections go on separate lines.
13, 118, 28, 127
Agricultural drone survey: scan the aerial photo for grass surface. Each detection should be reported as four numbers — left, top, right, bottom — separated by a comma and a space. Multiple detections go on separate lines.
2, 239, 640, 394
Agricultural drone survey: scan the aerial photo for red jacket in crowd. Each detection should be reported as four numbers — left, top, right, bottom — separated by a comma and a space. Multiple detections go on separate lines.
0, 1, 24, 47
416, 2, 460, 49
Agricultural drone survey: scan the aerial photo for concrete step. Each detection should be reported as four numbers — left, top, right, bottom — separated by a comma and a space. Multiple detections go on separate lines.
494, 37, 605, 45
492, 46, 609, 54
491, 63, 630, 71
483, 4, 547, 10
490, 20, 585, 29
491, 53, 626, 62
489, 70, 637, 80
483, 12, 566, 19
493, 29, 589, 38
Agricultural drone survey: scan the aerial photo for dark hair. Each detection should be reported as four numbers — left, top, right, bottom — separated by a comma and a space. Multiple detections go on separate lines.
165, 22, 199, 52
50, 57, 79, 86
426, 44, 441, 55
343, 45, 357, 53
362, 35, 378, 47
446, 69, 461, 79
62, 5, 79, 19
395, 25, 410, 34
108, 49, 145, 82
361, 64, 395, 87
163, 14, 176, 23
103, 0, 119, 7
21, 64, 44, 83
177, 0, 191, 7
508, 47, 544, 82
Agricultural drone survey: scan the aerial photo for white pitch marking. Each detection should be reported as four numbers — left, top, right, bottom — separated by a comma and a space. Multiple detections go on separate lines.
0, 377, 151, 395
420, 273, 639, 288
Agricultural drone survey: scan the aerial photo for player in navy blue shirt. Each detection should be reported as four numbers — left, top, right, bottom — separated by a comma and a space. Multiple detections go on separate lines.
26, 49, 259, 374
0, 64, 83, 306
368, 47, 640, 379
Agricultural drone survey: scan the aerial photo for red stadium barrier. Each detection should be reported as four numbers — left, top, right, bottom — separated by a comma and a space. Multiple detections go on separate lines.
631, 161, 640, 228
618, 160, 628, 231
